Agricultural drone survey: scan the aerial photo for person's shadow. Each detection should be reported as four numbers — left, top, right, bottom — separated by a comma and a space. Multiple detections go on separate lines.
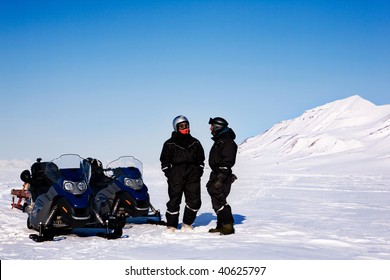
193, 212, 246, 227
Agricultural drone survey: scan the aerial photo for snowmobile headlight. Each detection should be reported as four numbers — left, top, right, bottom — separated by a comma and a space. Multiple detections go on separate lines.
124, 178, 143, 190
135, 178, 143, 187
64, 181, 74, 191
77, 181, 87, 191
124, 178, 133, 187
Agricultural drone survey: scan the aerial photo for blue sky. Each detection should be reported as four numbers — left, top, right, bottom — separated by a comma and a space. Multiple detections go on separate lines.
1, 0, 389, 163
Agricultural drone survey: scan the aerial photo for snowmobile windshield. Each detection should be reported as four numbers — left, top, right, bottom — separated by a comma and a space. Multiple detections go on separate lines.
105, 156, 143, 175
104, 156, 143, 180
45, 154, 91, 183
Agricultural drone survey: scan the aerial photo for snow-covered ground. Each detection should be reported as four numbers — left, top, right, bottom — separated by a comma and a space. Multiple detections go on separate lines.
1, 96, 390, 279
1, 161, 389, 260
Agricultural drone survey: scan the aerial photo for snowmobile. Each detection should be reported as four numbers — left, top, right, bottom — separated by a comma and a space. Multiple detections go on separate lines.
14, 154, 124, 242
88, 156, 162, 225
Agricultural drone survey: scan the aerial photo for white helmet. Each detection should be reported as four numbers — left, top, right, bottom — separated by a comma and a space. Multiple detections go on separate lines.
172, 115, 189, 132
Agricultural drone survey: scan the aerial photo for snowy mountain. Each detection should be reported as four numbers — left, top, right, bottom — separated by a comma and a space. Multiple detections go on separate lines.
238, 95, 390, 174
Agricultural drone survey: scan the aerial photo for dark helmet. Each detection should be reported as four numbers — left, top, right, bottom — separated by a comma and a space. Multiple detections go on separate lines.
172, 115, 189, 132
209, 117, 228, 134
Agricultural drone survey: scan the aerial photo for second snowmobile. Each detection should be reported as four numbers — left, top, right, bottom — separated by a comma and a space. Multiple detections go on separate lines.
89, 156, 162, 225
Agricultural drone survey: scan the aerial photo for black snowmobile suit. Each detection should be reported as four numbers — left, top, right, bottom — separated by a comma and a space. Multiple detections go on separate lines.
207, 127, 238, 226
160, 131, 205, 228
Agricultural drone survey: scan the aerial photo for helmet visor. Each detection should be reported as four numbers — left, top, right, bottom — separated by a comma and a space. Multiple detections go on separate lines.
177, 122, 189, 130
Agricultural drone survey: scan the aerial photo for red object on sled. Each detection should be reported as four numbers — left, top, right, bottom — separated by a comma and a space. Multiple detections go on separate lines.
11, 185, 31, 210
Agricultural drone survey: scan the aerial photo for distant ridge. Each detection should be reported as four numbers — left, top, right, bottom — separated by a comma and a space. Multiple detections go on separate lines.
238, 95, 390, 173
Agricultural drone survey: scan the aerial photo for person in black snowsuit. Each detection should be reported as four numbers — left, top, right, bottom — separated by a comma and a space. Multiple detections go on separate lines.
160, 115, 205, 232
207, 117, 238, 235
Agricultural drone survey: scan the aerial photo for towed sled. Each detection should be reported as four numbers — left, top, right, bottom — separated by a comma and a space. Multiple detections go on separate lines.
13, 154, 125, 242
88, 156, 163, 225
11, 187, 30, 211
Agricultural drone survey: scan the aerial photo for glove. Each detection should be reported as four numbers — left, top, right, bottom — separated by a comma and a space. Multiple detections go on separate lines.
217, 172, 228, 182
214, 172, 227, 189
230, 174, 238, 183
214, 179, 223, 189
162, 166, 171, 178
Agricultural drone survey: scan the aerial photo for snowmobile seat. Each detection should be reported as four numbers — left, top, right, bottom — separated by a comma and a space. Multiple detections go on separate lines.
90, 173, 113, 194
20, 169, 32, 184
29, 159, 53, 201
87, 157, 113, 194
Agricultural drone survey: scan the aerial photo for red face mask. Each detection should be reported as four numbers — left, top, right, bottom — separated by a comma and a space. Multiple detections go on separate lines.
177, 122, 189, 134
179, 128, 190, 134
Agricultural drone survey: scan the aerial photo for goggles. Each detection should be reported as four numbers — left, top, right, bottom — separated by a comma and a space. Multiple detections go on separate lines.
177, 122, 189, 130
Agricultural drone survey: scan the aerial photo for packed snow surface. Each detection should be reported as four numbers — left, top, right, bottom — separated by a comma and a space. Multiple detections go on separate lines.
1, 96, 389, 260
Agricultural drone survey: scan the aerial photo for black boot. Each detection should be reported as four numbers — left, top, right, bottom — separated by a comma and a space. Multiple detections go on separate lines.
209, 212, 223, 233
183, 205, 198, 226
166, 211, 179, 229
220, 223, 235, 235
208, 220, 223, 233
217, 205, 235, 235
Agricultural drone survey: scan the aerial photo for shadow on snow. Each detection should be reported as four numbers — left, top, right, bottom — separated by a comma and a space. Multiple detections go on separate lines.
193, 212, 246, 227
